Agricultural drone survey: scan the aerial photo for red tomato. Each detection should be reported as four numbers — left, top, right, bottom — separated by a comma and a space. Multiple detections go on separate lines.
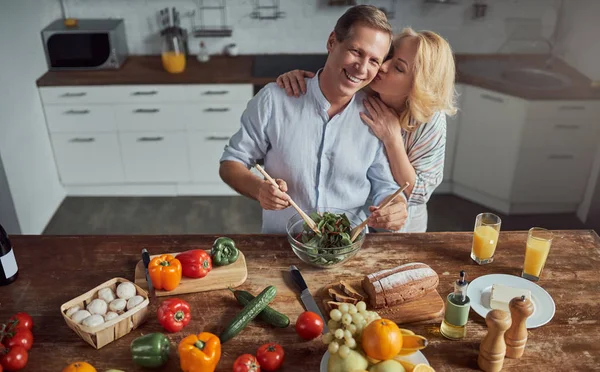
4, 329, 33, 351
0, 345, 28, 371
295, 311, 324, 340
233, 354, 260, 372
8, 313, 33, 331
256, 343, 284, 371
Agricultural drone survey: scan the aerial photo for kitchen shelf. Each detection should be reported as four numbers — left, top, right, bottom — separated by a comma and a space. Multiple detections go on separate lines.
192, 0, 233, 38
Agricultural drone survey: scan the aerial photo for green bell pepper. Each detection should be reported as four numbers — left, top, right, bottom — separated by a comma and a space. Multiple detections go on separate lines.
130, 332, 170, 369
211, 237, 239, 266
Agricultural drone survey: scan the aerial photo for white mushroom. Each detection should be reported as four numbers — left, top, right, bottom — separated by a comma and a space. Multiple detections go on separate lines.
104, 311, 119, 321
71, 310, 92, 324
116, 282, 136, 300
126, 295, 144, 310
87, 299, 108, 316
109, 298, 127, 313
98, 287, 116, 303
66, 305, 81, 318
82, 314, 105, 328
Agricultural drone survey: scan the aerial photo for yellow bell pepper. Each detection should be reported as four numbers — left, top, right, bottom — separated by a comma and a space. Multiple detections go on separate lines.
178, 332, 221, 372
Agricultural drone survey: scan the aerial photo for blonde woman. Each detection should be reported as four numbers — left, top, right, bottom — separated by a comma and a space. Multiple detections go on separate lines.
276, 28, 457, 232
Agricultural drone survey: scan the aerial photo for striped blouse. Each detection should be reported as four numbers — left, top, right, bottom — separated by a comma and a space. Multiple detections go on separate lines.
397, 111, 447, 232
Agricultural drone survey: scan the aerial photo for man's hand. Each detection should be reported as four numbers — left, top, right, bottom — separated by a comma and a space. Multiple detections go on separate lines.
257, 178, 291, 210
367, 194, 408, 231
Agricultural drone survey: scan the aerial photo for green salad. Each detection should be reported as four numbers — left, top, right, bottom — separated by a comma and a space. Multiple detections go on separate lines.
294, 211, 357, 266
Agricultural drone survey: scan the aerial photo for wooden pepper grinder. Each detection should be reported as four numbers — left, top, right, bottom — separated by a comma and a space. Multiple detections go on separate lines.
505, 295, 534, 358
478, 309, 512, 372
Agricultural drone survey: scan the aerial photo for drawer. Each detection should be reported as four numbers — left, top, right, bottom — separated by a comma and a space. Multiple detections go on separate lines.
188, 132, 231, 183
115, 105, 187, 132
119, 132, 190, 183
40, 85, 186, 104
527, 101, 600, 121
44, 105, 117, 133
186, 103, 247, 131
51, 133, 125, 185
511, 148, 594, 203
521, 118, 599, 151
183, 84, 253, 103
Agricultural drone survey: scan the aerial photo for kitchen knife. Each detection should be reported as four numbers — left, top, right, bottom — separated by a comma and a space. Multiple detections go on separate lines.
141, 248, 156, 300
289, 265, 329, 334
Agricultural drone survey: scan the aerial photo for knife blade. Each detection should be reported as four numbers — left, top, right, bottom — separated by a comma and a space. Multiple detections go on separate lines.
289, 265, 329, 334
141, 248, 156, 300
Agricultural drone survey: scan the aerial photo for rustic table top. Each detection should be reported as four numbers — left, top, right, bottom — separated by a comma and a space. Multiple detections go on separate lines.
1, 231, 599, 371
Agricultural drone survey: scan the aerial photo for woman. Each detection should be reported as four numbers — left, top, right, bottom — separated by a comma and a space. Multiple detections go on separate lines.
276, 27, 457, 232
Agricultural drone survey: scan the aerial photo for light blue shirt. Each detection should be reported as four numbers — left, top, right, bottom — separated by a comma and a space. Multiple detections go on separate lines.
220, 74, 401, 233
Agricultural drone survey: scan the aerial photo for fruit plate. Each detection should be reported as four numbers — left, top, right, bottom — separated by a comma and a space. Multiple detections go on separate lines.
467, 273, 555, 329
320, 350, 430, 372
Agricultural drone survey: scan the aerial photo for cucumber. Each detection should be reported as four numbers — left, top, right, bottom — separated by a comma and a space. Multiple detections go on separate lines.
230, 288, 290, 328
219, 285, 277, 343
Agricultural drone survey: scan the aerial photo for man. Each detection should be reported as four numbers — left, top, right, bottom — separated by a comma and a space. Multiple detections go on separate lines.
219, 5, 408, 233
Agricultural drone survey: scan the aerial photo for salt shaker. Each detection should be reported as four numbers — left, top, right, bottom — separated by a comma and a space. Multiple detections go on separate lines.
505, 295, 534, 358
478, 309, 511, 372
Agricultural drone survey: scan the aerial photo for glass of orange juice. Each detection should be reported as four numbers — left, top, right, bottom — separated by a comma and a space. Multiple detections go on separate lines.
161, 32, 186, 74
522, 227, 553, 281
470, 213, 501, 265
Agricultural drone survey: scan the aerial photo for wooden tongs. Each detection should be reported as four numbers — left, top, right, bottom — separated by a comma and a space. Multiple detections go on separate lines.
350, 182, 410, 242
254, 164, 321, 235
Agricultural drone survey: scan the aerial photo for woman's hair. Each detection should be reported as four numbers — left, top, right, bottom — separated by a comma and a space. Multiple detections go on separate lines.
395, 28, 457, 132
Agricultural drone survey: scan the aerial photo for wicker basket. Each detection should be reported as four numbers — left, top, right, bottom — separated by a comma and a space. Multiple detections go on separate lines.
60, 277, 150, 349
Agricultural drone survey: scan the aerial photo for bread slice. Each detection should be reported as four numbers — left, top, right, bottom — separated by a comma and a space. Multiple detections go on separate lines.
327, 287, 358, 304
340, 280, 367, 301
362, 262, 439, 309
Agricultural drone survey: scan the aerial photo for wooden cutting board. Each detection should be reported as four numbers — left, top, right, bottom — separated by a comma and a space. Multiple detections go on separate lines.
134, 250, 247, 297
317, 278, 445, 325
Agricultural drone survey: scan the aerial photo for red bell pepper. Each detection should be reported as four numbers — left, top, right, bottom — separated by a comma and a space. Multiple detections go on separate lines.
176, 250, 212, 279
157, 298, 192, 333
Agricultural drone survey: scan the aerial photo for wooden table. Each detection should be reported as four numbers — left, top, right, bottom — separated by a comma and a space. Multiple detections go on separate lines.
1, 231, 599, 371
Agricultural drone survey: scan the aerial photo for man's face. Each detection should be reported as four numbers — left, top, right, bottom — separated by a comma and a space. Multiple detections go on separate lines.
324, 24, 391, 98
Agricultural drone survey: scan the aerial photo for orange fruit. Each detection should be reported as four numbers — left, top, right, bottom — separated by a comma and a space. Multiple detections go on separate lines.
62, 362, 97, 372
361, 319, 403, 360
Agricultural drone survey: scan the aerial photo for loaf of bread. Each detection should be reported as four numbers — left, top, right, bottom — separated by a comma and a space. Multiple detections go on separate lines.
362, 262, 439, 309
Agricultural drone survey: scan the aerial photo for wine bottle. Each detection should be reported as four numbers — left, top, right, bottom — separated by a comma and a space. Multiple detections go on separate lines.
0, 223, 18, 285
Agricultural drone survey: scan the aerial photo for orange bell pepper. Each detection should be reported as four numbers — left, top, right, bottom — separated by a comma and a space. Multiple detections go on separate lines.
149, 254, 182, 291
178, 332, 221, 372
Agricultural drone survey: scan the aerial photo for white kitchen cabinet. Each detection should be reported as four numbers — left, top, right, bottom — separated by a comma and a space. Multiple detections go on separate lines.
452, 84, 600, 214
441, 84, 464, 190
119, 132, 190, 183
40, 84, 252, 195
50, 133, 125, 185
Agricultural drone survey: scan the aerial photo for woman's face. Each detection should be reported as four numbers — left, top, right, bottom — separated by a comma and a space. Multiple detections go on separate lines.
369, 36, 418, 103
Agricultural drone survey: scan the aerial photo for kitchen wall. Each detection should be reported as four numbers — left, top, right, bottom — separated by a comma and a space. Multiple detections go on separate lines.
0, 0, 66, 234
61, 0, 561, 56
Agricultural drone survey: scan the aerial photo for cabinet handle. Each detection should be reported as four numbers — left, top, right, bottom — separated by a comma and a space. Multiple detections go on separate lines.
554, 124, 581, 130
137, 136, 164, 142
64, 109, 90, 115
559, 105, 586, 111
480, 93, 504, 103
204, 108, 230, 113
206, 136, 230, 141
61, 92, 87, 97
131, 91, 158, 96
548, 154, 574, 160
69, 137, 95, 143
202, 90, 229, 95
133, 108, 160, 114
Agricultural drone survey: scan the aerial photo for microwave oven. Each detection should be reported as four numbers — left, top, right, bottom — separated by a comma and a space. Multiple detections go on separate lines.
41, 19, 129, 70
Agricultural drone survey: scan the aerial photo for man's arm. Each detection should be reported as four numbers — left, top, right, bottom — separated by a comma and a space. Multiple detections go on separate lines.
219, 161, 262, 200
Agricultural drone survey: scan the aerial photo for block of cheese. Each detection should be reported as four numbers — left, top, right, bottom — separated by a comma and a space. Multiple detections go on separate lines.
490, 284, 532, 312
362, 262, 439, 309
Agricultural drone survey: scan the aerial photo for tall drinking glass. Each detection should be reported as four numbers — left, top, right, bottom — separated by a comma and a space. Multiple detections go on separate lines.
522, 227, 553, 281
470, 213, 501, 265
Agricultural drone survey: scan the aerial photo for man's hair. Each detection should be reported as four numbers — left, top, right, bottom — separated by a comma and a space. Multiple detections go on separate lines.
333, 5, 392, 42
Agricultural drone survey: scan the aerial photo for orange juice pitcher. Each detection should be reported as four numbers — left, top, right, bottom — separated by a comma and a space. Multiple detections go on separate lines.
161, 31, 186, 74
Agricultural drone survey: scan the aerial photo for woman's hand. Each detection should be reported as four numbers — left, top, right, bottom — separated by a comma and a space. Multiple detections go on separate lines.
367, 196, 408, 231
257, 178, 291, 210
360, 96, 402, 145
276, 70, 316, 97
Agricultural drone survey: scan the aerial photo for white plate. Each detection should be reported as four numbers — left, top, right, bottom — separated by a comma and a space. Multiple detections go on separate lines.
320, 350, 429, 372
467, 273, 555, 328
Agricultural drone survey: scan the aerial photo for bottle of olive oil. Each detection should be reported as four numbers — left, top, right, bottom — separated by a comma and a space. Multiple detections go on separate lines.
0, 223, 18, 286
440, 270, 470, 340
